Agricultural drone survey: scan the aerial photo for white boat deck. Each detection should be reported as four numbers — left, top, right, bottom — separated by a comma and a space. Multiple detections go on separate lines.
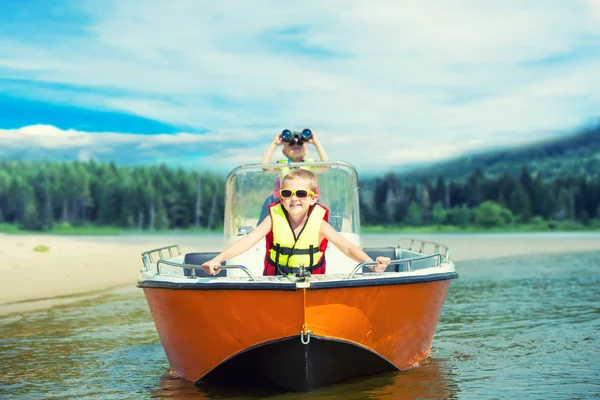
138, 237, 456, 287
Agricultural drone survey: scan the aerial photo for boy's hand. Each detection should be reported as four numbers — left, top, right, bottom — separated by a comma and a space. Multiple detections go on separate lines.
202, 260, 222, 275
307, 132, 319, 145
371, 256, 391, 273
272, 133, 283, 146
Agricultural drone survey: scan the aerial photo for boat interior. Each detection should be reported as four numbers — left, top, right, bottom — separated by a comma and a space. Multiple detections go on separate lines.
139, 161, 455, 286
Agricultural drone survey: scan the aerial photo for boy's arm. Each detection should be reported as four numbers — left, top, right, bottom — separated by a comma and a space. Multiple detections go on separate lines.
320, 221, 389, 272
260, 133, 283, 164
309, 133, 329, 162
203, 217, 272, 275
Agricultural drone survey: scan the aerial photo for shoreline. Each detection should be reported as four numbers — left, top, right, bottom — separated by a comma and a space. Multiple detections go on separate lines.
2, 232, 600, 315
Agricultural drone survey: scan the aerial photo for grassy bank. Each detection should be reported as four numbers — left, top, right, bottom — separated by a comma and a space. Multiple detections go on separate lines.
362, 219, 600, 233
0, 223, 220, 235
2, 220, 600, 235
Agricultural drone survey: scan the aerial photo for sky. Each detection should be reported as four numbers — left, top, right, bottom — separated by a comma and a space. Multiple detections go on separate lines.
0, 0, 599, 174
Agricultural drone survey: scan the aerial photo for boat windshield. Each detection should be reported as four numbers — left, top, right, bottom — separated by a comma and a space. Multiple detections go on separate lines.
223, 161, 360, 242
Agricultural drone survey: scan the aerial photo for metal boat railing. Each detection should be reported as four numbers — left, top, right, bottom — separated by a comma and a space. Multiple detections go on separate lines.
141, 245, 182, 270
397, 238, 450, 262
156, 259, 258, 281
348, 252, 443, 279
141, 244, 258, 281
141, 241, 449, 282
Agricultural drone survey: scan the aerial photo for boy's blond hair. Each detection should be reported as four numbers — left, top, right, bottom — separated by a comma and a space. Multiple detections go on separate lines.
281, 169, 318, 193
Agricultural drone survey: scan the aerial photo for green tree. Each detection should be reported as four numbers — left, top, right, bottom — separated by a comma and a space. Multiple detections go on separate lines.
431, 202, 446, 225
508, 182, 531, 222
447, 204, 472, 227
0, 170, 11, 222
6, 176, 33, 223
154, 196, 170, 230
432, 176, 446, 206
21, 200, 41, 230
465, 168, 485, 207
473, 201, 514, 228
405, 201, 422, 226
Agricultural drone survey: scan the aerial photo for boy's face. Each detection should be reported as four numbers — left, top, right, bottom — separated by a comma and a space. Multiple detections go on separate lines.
280, 178, 318, 217
282, 141, 309, 161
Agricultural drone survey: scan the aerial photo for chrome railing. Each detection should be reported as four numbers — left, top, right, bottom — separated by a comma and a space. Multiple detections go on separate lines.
397, 238, 450, 262
348, 253, 443, 279
156, 259, 258, 281
141, 244, 257, 281
141, 245, 181, 270
141, 240, 450, 282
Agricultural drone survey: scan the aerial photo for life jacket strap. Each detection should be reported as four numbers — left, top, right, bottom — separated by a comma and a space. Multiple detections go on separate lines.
265, 255, 325, 275
271, 243, 321, 256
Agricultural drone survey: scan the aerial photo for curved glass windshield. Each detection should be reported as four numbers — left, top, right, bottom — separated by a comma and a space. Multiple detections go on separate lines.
223, 161, 360, 242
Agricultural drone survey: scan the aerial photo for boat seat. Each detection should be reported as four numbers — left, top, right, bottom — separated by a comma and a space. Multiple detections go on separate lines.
183, 252, 226, 277
361, 247, 402, 273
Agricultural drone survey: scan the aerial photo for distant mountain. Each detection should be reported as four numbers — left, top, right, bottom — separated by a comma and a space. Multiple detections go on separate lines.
393, 124, 600, 183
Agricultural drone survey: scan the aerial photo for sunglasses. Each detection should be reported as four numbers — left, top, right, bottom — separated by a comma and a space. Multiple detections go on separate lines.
279, 189, 316, 199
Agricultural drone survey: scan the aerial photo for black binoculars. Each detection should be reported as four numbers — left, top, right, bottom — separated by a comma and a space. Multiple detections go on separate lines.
281, 129, 312, 146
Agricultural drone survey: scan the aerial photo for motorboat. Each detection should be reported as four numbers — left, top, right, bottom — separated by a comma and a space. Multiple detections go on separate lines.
138, 161, 458, 392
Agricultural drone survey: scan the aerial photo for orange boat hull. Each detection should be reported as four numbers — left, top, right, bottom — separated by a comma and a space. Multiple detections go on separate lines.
142, 278, 452, 391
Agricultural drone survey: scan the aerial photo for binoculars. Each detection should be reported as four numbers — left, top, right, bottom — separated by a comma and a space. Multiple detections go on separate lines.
281, 129, 312, 146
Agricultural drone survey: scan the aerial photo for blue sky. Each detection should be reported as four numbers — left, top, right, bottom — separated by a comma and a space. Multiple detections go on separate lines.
1, 0, 599, 173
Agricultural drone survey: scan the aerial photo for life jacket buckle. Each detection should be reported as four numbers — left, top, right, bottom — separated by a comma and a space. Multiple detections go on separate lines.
296, 264, 311, 282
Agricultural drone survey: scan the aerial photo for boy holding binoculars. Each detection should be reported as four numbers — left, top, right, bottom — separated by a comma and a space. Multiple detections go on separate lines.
260, 129, 330, 165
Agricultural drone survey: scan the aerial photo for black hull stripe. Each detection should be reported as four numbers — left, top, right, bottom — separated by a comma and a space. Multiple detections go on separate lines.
199, 334, 397, 379
196, 335, 399, 392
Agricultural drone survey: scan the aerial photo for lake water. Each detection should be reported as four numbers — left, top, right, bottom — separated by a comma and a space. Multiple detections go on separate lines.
1, 250, 599, 399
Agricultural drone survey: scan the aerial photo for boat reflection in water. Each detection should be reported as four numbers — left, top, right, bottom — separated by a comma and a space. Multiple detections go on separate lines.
154, 358, 458, 399
138, 161, 458, 392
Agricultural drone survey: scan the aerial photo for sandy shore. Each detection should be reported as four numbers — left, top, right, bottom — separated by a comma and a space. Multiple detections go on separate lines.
1, 232, 599, 315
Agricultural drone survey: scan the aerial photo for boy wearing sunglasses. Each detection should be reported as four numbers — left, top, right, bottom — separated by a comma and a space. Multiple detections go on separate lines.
203, 169, 391, 276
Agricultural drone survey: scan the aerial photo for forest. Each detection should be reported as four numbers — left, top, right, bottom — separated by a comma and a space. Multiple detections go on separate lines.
1, 125, 599, 233
360, 166, 599, 230
0, 160, 598, 233
0, 161, 224, 232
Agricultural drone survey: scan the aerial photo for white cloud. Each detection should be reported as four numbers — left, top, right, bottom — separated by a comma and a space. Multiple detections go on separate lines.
590, 0, 600, 18
0, 123, 564, 173
0, 0, 598, 172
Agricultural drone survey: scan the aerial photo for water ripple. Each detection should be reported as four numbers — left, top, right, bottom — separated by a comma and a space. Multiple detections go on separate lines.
1, 250, 599, 399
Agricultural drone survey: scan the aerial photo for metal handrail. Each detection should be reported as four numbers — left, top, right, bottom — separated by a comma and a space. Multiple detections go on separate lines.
347, 253, 442, 279
398, 238, 450, 262
141, 245, 181, 270
156, 259, 258, 281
